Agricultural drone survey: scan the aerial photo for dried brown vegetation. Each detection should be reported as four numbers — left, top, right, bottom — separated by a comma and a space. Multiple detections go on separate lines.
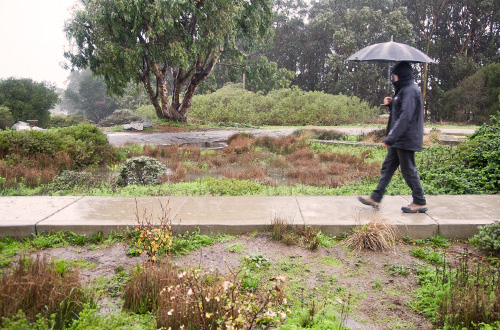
0, 152, 74, 188
343, 215, 397, 252
0, 255, 87, 327
360, 128, 386, 143
271, 215, 322, 250
136, 133, 381, 188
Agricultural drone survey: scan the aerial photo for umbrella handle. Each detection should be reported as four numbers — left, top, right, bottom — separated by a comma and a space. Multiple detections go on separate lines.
380, 93, 392, 107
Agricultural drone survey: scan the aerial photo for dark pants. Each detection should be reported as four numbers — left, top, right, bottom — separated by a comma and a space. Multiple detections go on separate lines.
371, 147, 426, 205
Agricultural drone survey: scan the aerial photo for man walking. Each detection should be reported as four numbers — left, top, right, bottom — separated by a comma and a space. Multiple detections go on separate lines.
358, 61, 427, 213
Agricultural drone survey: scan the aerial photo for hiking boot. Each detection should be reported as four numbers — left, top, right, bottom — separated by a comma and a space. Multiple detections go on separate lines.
401, 203, 428, 213
358, 196, 380, 209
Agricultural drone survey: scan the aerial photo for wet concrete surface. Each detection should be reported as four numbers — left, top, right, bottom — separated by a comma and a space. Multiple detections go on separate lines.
1, 195, 498, 240
106, 126, 476, 146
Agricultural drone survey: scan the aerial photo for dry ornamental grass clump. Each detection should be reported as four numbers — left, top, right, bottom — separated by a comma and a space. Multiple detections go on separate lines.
0, 255, 87, 327
344, 215, 397, 252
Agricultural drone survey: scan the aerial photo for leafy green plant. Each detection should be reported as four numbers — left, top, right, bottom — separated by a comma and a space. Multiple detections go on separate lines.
414, 234, 451, 248
0, 237, 29, 268
411, 247, 444, 265
386, 264, 411, 276
29, 231, 103, 250
242, 253, 271, 270
278, 301, 349, 330
418, 113, 500, 194
169, 230, 233, 256
470, 221, 500, 254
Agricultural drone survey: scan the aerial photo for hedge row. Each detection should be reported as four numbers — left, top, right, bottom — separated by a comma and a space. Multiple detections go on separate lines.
189, 86, 378, 126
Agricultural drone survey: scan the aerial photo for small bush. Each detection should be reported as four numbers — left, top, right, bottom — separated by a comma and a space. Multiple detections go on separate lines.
116, 156, 167, 186
360, 128, 386, 143
308, 129, 348, 141
48, 170, 101, 192
124, 261, 288, 329
134, 105, 157, 121
0, 255, 88, 328
470, 221, 500, 254
99, 109, 142, 127
49, 114, 90, 128
0, 129, 58, 157
131, 198, 173, 262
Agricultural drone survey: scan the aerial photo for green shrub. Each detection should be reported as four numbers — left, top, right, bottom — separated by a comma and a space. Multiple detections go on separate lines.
418, 113, 500, 194
0, 105, 14, 130
48, 170, 101, 193
115, 156, 167, 186
190, 86, 377, 126
134, 105, 157, 121
99, 109, 142, 126
470, 221, 500, 254
57, 124, 113, 167
0, 123, 112, 168
0, 130, 59, 157
49, 114, 90, 128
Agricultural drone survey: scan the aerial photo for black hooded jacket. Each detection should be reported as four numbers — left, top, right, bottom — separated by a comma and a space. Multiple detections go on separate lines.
384, 62, 424, 152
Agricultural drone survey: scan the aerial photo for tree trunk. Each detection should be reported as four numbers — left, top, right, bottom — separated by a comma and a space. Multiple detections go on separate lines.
178, 58, 218, 122
140, 58, 217, 123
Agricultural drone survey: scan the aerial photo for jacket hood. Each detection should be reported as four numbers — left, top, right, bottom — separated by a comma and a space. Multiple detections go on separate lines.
392, 61, 414, 82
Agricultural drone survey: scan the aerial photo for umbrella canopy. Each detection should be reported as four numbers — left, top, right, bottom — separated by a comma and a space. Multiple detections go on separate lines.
346, 41, 435, 63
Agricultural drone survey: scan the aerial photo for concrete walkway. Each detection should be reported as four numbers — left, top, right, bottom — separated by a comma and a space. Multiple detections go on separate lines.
106, 126, 476, 146
1, 195, 498, 240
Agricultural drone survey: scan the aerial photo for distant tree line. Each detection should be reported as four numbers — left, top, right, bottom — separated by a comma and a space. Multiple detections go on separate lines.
5, 0, 495, 126
253, 0, 500, 123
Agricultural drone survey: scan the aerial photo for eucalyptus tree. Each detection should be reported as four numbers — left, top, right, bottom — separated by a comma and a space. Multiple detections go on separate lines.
326, 4, 413, 106
403, 0, 500, 121
64, 0, 272, 122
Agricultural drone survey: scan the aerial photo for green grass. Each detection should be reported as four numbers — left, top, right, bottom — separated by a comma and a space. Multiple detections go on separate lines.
9, 175, 408, 197
225, 242, 245, 253
0, 237, 30, 268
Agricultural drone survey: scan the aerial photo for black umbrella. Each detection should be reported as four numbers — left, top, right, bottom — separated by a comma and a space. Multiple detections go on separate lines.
346, 40, 435, 63
346, 39, 435, 93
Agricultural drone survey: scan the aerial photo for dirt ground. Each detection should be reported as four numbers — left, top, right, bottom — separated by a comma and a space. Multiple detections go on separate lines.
28, 233, 480, 330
